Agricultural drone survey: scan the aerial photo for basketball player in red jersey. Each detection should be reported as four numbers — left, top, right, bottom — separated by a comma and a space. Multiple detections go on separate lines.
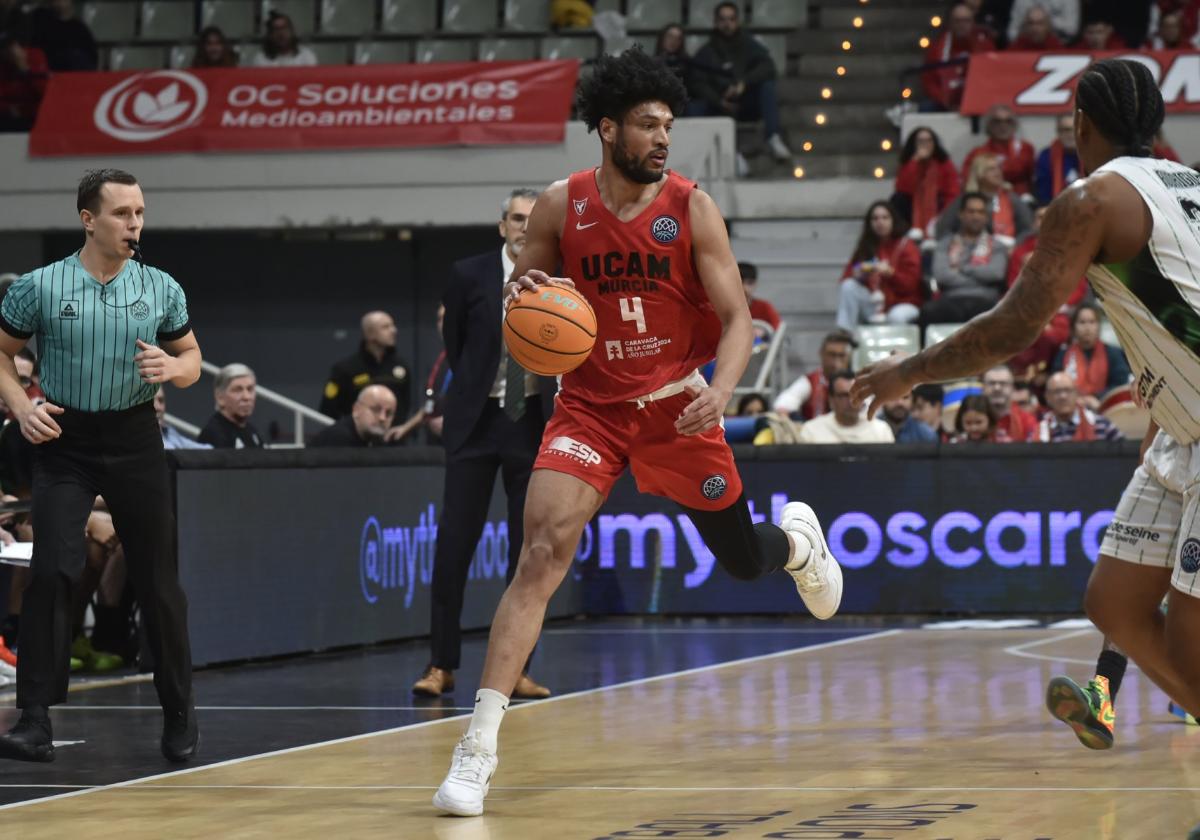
433, 48, 843, 817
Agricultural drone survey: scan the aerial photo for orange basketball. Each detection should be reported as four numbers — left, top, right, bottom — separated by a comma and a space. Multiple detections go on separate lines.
503, 285, 597, 376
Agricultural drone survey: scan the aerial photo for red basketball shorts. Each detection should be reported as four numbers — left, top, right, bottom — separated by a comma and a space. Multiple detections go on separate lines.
533, 386, 743, 511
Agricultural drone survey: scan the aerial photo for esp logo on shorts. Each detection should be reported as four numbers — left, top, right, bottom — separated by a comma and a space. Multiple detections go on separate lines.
547, 435, 602, 466
1181, 538, 1200, 574
701, 474, 727, 501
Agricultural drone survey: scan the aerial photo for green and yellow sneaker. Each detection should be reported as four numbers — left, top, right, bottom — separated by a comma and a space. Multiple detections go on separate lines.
71, 635, 124, 673
1046, 675, 1115, 750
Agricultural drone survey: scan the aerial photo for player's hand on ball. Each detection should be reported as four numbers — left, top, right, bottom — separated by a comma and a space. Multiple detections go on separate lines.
851, 355, 915, 419
676, 384, 728, 436
18, 401, 64, 444
504, 269, 576, 308
134, 339, 177, 384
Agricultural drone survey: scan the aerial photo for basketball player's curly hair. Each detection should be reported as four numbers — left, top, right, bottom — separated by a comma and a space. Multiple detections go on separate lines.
575, 46, 688, 133
1075, 58, 1165, 157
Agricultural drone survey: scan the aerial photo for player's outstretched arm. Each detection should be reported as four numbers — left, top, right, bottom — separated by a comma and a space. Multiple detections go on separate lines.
504, 179, 572, 306
852, 175, 1141, 415
676, 189, 753, 435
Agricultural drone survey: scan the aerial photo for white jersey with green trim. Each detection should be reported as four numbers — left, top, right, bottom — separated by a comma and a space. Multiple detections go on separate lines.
1084, 156, 1200, 445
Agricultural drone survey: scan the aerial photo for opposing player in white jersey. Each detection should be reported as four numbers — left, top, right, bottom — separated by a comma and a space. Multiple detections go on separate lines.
854, 58, 1200, 723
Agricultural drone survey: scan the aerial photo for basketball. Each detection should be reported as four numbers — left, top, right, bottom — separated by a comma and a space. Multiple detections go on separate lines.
503, 285, 596, 376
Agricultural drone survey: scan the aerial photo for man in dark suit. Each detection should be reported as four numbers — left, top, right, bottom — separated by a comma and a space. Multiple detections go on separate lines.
414, 189, 555, 699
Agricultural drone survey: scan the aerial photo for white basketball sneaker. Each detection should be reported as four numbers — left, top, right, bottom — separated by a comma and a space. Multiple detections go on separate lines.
780, 501, 843, 619
433, 730, 498, 817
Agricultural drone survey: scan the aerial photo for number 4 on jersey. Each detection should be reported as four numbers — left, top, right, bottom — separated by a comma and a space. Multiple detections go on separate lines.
620, 296, 646, 333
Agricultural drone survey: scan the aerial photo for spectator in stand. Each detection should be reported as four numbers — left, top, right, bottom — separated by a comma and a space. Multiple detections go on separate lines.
836, 201, 922, 329
1153, 128, 1181, 162
892, 126, 960, 239
153, 387, 209, 450
1007, 0, 1080, 43
198, 363, 264, 449
736, 392, 767, 416
1039, 372, 1123, 441
962, 105, 1036, 198
982, 364, 1038, 441
921, 2, 995, 112
796, 371, 895, 444
1050, 302, 1131, 410
738, 262, 781, 333
1149, 1, 1200, 45
1008, 4, 1065, 49
922, 192, 1010, 330
950, 394, 1004, 443
191, 26, 238, 68
966, 0, 1007, 44
655, 23, 688, 86
253, 11, 316, 67
319, 311, 411, 426
309, 385, 403, 448
772, 329, 855, 420
0, 32, 47, 133
1034, 113, 1081, 205
1004, 204, 1090, 381
550, 0, 594, 29
937, 154, 1033, 245
1074, 16, 1125, 49
687, 1, 791, 163
30, 0, 96, 71
879, 389, 939, 443
1012, 379, 1040, 416
912, 383, 946, 439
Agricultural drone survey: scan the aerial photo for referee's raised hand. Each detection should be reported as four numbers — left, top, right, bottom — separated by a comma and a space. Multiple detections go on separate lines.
18, 401, 64, 444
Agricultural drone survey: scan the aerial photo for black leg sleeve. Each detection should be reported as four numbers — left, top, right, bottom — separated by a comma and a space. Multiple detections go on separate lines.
680, 493, 791, 582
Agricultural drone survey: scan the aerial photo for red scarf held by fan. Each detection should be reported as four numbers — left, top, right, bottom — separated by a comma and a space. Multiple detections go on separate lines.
806, 370, 828, 420
988, 191, 1015, 238
915, 160, 940, 235
1063, 342, 1108, 397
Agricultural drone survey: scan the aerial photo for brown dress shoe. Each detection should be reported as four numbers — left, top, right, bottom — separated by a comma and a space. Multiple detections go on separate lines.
413, 666, 454, 697
512, 673, 551, 699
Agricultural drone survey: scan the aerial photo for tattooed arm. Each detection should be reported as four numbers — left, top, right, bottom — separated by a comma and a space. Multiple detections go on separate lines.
852, 172, 1150, 414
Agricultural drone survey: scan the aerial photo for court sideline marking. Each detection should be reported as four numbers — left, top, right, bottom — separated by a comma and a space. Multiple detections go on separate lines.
0, 628, 903, 812
1001, 628, 1130, 667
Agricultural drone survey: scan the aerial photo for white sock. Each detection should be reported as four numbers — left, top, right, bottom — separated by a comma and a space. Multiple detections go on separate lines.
785, 531, 813, 571
468, 688, 509, 753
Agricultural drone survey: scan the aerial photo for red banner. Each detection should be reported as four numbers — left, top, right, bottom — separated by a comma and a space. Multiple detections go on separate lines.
28, 60, 579, 156
961, 50, 1200, 115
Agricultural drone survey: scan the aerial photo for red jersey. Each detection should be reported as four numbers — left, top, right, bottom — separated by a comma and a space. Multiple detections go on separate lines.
559, 168, 721, 403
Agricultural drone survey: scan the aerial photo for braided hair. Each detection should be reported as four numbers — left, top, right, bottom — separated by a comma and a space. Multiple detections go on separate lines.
1075, 58, 1165, 158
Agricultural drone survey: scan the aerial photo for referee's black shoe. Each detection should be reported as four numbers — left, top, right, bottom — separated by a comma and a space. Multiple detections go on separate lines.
161, 705, 199, 763
0, 707, 54, 762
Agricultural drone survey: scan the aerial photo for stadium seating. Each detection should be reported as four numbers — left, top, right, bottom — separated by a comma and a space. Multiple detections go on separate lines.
924, 323, 963, 348
260, 0, 316, 36
441, 0, 498, 33
354, 39, 414, 64
625, 0, 682, 31
108, 44, 166, 70
539, 36, 599, 61
141, 1, 197, 41
415, 38, 475, 62
381, 0, 438, 34
501, 0, 545, 32
82, 1, 138, 41
320, 0, 377, 36
478, 37, 536, 61
202, 0, 257, 39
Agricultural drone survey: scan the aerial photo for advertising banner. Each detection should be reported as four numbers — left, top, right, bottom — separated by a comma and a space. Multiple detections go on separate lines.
29, 60, 579, 156
961, 50, 1200, 115
174, 446, 1137, 664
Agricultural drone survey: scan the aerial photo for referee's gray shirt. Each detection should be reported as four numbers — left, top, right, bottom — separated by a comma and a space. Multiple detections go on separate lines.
0, 252, 190, 412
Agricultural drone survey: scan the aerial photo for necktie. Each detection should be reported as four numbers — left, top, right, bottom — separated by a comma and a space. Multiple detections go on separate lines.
503, 349, 526, 421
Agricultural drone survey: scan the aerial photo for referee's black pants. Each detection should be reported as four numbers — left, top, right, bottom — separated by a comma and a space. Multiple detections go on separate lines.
429, 399, 543, 671
17, 402, 192, 712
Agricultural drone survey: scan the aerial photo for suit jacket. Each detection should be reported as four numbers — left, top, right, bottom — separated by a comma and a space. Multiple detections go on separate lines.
441, 250, 556, 455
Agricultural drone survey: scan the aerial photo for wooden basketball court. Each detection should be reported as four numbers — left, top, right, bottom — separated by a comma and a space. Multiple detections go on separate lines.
2, 624, 1198, 839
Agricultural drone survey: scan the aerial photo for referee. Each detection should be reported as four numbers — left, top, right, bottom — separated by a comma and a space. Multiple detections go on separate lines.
0, 170, 201, 764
